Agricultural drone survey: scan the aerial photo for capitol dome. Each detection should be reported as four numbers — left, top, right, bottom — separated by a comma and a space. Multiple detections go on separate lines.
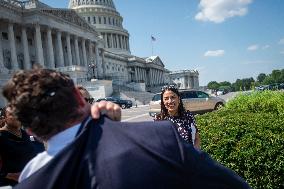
69, 0, 131, 55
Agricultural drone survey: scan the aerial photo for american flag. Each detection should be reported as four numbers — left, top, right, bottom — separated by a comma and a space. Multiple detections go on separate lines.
151, 35, 156, 41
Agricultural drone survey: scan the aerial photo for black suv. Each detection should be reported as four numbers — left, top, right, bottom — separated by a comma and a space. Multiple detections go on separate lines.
96, 97, 133, 109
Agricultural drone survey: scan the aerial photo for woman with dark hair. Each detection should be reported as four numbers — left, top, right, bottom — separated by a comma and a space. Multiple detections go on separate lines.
154, 85, 201, 149
0, 106, 39, 186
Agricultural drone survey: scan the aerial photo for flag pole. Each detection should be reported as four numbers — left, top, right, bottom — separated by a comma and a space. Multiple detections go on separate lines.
151, 39, 154, 56
151, 35, 156, 56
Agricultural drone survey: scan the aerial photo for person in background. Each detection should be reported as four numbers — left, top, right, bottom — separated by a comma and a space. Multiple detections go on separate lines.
77, 85, 94, 104
0, 108, 5, 128
4, 68, 250, 188
0, 106, 39, 186
154, 85, 201, 149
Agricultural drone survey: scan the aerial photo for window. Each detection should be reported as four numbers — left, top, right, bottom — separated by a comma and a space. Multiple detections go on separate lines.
108, 17, 111, 25
2, 32, 8, 40
88, 17, 91, 23
152, 94, 161, 101
196, 91, 209, 98
28, 38, 33, 46
16, 36, 21, 43
98, 16, 101, 24
104, 17, 106, 24
93, 16, 96, 24
181, 91, 198, 99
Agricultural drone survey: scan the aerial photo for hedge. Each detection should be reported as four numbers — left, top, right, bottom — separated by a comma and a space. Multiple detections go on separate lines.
196, 91, 284, 189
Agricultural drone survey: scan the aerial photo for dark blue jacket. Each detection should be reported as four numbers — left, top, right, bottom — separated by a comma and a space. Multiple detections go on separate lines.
14, 116, 250, 189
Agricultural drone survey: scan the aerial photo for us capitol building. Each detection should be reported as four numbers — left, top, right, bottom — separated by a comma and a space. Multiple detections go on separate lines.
0, 0, 199, 106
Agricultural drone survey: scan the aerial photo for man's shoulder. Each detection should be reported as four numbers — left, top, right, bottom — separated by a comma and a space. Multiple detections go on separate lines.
93, 117, 182, 155
19, 151, 52, 182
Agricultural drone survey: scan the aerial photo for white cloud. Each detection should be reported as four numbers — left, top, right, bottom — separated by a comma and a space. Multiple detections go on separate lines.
247, 44, 259, 51
195, 0, 253, 23
262, 45, 270, 50
279, 38, 284, 45
204, 50, 225, 57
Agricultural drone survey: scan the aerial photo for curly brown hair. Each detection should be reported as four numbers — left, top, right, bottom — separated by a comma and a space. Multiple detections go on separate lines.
2, 68, 82, 140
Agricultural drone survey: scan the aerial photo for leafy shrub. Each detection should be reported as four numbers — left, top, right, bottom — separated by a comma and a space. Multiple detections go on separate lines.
196, 91, 284, 189
225, 91, 284, 115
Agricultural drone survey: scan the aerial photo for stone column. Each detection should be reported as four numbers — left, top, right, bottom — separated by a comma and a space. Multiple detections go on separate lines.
127, 36, 130, 51
8, 23, 18, 70
113, 34, 117, 48
56, 31, 64, 67
116, 35, 119, 48
145, 70, 148, 84
121, 35, 124, 49
82, 38, 87, 67
21, 27, 30, 70
88, 41, 92, 66
94, 42, 99, 78
135, 67, 138, 82
110, 34, 114, 48
66, 33, 72, 66
104, 33, 108, 48
151, 69, 154, 86
46, 28, 55, 69
136, 67, 139, 82
124, 36, 127, 50
159, 70, 161, 84
74, 36, 80, 65
119, 35, 122, 49
101, 49, 106, 79
35, 24, 44, 67
154, 69, 157, 85
0, 36, 8, 72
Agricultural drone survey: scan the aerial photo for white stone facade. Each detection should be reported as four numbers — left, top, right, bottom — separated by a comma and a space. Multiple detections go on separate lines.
170, 70, 199, 89
0, 0, 199, 106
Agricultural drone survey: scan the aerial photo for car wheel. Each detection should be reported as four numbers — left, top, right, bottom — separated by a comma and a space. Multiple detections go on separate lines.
214, 103, 224, 110
121, 104, 126, 109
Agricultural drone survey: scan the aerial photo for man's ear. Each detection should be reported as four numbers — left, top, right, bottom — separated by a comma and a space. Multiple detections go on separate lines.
74, 88, 86, 107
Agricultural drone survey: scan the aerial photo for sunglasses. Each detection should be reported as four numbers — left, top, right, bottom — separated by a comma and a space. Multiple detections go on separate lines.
84, 98, 94, 104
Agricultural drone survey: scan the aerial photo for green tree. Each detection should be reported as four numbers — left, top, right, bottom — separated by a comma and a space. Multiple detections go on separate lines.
207, 81, 220, 90
271, 69, 281, 83
232, 79, 242, 91
219, 81, 231, 86
280, 69, 284, 83
262, 76, 274, 85
257, 73, 266, 83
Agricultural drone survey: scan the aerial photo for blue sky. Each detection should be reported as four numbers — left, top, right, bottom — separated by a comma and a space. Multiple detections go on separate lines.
42, 0, 284, 86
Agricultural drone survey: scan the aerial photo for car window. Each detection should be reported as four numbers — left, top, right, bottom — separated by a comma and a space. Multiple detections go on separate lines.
152, 94, 161, 101
196, 91, 209, 98
181, 91, 198, 99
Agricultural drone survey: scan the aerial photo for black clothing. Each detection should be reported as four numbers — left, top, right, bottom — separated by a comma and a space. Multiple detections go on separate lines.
155, 110, 197, 143
0, 129, 38, 186
15, 116, 250, 189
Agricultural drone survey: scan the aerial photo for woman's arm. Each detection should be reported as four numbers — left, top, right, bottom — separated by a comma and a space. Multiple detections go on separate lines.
194, 132, 201, 149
